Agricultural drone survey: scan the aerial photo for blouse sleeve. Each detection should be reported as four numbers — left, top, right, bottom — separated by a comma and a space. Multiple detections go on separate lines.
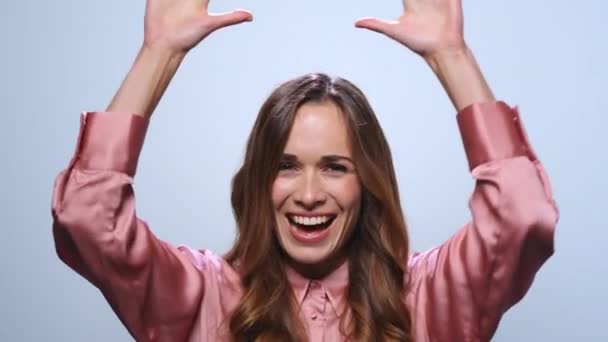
407, 102, 559, 341
51, 112, 204, 341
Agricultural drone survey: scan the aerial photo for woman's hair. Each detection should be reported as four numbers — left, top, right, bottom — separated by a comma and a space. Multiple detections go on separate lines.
226, 73, 413, 341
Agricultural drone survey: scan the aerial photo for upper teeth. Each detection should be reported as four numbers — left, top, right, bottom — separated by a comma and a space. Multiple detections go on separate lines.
291, 215, 332, 226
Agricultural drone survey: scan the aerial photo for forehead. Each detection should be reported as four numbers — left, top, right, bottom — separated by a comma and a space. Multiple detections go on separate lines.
283, 101, 352, 158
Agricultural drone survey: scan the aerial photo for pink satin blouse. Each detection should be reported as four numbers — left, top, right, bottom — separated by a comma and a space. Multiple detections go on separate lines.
51, 101, 559, 341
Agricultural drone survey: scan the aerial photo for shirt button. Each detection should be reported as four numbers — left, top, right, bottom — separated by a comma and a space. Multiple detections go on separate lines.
311, 314, 318, 320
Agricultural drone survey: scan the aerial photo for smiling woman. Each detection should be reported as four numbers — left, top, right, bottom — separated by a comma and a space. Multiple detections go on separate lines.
50, 0, 559, 341
227, 74, 412, 340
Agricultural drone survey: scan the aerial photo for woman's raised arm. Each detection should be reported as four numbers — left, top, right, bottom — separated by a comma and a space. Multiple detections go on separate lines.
52, 1, 252, 340
357, 1, 559, 340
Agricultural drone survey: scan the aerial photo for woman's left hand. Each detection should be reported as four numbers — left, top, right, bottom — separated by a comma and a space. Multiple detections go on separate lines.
355, 0, 465, 60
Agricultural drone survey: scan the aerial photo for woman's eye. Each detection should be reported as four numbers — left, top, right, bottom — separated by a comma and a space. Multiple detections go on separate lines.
325, 163, 347, 173
278, 161, 295, 170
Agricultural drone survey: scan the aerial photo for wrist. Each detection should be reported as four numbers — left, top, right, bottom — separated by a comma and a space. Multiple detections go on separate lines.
138, 44, 186, 72
424, 45, 472, 75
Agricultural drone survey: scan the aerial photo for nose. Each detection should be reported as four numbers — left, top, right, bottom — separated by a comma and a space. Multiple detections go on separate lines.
293, 171, 327, 210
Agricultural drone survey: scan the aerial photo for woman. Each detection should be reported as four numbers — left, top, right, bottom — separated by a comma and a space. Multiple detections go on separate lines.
51, 0, 559, 341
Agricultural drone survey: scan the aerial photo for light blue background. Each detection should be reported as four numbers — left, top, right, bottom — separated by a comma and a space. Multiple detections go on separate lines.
2, 0, 607, 341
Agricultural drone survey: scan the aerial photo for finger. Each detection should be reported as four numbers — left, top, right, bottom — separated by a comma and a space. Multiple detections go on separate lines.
354, 17, 398, 36
209, 9, 253, 29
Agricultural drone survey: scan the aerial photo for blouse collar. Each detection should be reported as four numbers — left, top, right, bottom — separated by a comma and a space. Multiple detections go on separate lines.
285, 260, 350, 316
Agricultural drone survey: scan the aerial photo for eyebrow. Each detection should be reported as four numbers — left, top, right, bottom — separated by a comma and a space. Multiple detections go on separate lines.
281, 153, 354, 164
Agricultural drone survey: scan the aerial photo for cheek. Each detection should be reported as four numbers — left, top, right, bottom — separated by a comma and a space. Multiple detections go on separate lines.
329, 176, 361, 209
271, 178, 291, 207
329, 177, 362, 238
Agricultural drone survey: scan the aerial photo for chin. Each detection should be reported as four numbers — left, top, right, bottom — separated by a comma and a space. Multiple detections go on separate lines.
284, 246, 334, 265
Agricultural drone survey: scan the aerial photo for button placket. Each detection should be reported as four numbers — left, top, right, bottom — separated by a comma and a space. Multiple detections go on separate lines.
306, 281, 329, 323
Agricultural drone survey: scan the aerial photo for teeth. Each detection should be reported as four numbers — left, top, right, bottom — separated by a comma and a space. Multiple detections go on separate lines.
291, 215, 332, 226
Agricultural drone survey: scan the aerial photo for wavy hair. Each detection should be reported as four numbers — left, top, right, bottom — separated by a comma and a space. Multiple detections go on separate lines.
226, 73, 413, 341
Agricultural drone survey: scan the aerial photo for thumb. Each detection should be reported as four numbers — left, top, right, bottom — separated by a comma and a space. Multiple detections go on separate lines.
209, 9, 253, 30
355, 17, 398, 37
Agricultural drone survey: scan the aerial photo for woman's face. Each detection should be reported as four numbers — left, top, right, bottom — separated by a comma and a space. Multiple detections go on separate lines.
272, 100, 362, 273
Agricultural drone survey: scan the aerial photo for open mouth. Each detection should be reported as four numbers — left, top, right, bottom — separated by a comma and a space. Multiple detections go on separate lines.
286, 214, 337, 232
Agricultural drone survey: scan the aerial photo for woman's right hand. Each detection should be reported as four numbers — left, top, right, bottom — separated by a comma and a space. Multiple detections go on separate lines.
144, 0, 253, 53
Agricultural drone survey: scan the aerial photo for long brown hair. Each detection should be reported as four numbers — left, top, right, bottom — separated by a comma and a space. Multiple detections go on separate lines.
226, 73, 413, 341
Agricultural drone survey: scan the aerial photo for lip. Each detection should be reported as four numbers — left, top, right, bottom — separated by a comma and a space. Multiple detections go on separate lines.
287, 215, 336, 244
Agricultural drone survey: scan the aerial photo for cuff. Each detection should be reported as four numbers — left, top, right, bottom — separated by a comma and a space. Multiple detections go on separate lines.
457, 101, 536, 171
72, 112, 149, 177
